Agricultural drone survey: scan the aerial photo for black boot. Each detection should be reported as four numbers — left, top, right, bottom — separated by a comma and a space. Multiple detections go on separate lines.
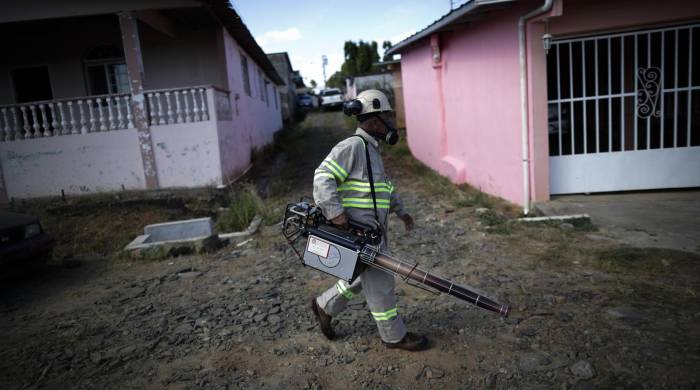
311, 298, 335, 340
382, 332, 428, 351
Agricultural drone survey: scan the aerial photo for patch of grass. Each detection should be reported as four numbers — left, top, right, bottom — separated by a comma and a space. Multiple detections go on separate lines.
528, 217, 598, 233
477, 209, 512, 235
11, 195, 205, 260
217, 184, 275, 232
582, 247, 700, 306
268, 177, 295, 198
455, 189, 494, 209
588, 247, 700, 276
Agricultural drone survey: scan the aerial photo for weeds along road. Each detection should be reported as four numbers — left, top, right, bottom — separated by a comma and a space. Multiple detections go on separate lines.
1, 111, 699, 389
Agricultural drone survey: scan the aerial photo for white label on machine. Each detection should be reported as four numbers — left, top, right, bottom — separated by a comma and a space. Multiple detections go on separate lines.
307, 236, 330, 258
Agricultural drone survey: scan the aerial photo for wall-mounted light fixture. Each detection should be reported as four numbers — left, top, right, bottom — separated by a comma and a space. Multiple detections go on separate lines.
542, 20, 552, 55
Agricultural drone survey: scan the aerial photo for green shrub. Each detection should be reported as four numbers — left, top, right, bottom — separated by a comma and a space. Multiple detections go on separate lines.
217, 185, 272, 232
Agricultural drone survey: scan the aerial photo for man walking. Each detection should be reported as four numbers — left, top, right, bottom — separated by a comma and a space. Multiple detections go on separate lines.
310, 89, 428, 351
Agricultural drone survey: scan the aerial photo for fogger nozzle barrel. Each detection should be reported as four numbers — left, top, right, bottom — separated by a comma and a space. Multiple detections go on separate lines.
372, 253, 510, 318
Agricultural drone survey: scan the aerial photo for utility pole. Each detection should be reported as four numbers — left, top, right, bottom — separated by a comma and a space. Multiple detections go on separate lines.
322, 54, 328, 86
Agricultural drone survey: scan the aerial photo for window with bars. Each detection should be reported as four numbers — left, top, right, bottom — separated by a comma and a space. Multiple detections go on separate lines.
258, 69, 265, 102
546, 24, 700, 157
241, 54, 251, 96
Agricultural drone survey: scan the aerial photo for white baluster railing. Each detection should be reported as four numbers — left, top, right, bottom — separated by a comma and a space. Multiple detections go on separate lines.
0, 93, 134, 142
0, 87, 214, 142
144, 86, 212, 126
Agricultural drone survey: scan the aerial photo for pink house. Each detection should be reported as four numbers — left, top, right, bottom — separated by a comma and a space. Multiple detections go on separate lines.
388, 0, 700, 213
0, 0, 284, 201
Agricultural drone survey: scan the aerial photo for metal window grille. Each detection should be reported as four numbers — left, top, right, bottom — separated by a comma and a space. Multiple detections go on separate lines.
546, 23, 700, 157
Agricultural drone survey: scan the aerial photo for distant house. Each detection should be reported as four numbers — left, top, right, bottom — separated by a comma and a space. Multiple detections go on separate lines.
345, 61, 406, 129
0, 0, 284, 201
267, 52, 297, 123
388, 0, 700, 211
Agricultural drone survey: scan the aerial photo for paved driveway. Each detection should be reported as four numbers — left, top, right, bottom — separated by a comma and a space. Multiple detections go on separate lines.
536, 191, 700, 254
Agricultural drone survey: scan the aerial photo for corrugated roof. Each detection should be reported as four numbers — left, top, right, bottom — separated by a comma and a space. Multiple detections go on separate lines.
205, 0, 285, 85
386, 0, 517, 55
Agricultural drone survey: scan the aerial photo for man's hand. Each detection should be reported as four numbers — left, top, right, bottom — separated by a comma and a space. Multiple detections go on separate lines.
400, 214, 414, 232
330, 212, 349, 227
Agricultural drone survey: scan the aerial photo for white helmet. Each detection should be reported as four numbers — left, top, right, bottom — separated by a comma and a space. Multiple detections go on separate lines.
343, 89, 392, 117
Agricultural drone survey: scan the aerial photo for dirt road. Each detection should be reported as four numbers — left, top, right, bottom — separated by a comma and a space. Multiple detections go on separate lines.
1, 112, 699, 389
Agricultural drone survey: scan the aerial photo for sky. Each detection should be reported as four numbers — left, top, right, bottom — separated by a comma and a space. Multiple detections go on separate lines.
232, 0, 465, 89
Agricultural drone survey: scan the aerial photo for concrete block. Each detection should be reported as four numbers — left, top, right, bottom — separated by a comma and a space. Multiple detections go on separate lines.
144, 217, 213, 242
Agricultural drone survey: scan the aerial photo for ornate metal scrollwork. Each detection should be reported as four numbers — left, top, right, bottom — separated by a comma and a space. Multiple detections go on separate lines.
636, 67, 662, 118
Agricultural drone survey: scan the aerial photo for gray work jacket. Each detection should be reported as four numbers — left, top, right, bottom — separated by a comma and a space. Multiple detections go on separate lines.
313, 128, 407, 245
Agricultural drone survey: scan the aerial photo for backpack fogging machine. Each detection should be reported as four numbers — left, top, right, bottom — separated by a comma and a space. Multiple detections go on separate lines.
282, 201, 511, 317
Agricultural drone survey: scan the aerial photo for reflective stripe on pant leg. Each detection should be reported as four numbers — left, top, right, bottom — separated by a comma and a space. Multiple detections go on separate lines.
361, 266, 407, 343
371, 307, 398, 321
336, 280, 354, 300
316, 277, 363, 317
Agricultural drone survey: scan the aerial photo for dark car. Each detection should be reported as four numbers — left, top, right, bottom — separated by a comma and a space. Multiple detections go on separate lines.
1, 211, 54, 265
297, 94, 313, 108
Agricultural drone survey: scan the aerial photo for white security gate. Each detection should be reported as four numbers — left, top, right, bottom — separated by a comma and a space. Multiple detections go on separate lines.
547, 24, 700, 194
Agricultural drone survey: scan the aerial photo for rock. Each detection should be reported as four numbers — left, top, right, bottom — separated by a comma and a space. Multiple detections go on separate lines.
605, 307, 647, 324
569, 360, 595, 380
475, 208, 490, 215
178, 272, 202, 279
198, 235, 225, 253
268, 315, 281, 324
253, 314, 268, 323
425, 367, 444, 379
560, 223, 574, 230
121, 287, 146, 301
90, 352, 102, 364
519, 352, 552, 372
558, 312, 573, 323
173, 323, 193, 334
269, 306, 281, 314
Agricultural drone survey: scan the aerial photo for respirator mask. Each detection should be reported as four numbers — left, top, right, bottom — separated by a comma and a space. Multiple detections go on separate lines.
343, 98, 399, 145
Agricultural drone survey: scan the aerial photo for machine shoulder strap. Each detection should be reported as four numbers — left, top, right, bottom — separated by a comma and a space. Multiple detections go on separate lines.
351, 135, 379, 222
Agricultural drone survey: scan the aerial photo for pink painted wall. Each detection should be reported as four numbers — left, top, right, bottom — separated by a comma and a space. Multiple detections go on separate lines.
400, 0, 700, 206
151, 121, 223, 189
402, 5, 527, 205
219, 27, 282, 183
0, 130, 146, 198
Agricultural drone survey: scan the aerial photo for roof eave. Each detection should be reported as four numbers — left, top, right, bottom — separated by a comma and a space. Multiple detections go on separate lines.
205, 0, 285, 85
386, 0, 517, 56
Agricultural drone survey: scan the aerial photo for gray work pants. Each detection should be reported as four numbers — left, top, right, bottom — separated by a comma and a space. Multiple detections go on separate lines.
316, 266, 407, 343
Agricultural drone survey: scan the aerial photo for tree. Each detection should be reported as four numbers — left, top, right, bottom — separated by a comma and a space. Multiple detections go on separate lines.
382, 41, 393, 62
309, 79, 317, 88
326, 71, 345, 89
327, 40, 381, 90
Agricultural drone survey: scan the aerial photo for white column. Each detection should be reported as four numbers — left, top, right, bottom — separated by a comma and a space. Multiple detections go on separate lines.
78, 100, 88, 134
39, 104, 50, 137
174, 90, 183, 123
20, 106, 31, 139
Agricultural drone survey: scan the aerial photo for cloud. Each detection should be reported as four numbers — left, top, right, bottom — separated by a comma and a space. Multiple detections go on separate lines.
256, 27, 302, 46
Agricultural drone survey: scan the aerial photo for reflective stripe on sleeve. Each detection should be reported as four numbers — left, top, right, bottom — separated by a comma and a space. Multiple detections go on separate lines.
314, 170, 336, 180
324, 159, 348, 179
